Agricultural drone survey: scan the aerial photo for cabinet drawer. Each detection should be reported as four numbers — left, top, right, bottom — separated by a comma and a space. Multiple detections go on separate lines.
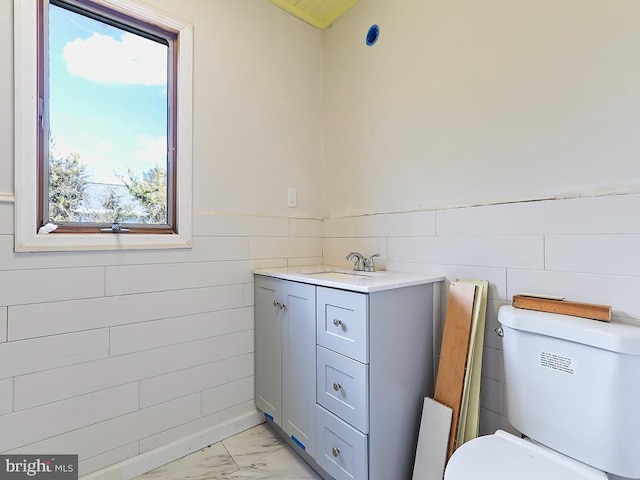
316, 405, 368, 480
317, 287, 368, 363
317, 346, 369, 433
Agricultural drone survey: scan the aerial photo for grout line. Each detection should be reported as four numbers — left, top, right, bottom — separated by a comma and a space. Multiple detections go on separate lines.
220, 440, 240, 474
434, 210, 438, 236
385, 236, 389, 263
504, 268, 509, 301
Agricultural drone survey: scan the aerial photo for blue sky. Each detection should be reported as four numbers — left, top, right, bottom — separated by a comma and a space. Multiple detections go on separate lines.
49, 3, 168, 185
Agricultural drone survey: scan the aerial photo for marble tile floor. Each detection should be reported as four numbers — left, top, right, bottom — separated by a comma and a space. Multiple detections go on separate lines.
135, 423, 323, 480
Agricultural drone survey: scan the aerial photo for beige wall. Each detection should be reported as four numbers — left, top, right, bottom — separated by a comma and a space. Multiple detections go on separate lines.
2, 0, 324, 216
0, 1, 14, 194
323, 0, 640, 217
4, 0, 640, 474
153, 0, 323, 218
0, 0, 322, 476
322, 0, 640, 445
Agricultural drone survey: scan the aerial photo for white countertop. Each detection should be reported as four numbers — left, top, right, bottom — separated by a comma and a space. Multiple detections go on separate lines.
253, 265, 443, 293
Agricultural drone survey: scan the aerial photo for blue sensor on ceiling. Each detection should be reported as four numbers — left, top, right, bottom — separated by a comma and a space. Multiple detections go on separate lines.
366, 24, 380, 46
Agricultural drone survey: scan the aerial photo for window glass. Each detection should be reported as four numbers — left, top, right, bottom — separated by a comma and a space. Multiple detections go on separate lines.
46, 1, 170, 225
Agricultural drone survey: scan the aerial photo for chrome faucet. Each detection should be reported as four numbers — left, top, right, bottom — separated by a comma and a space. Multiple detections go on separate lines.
364, 253, 380, 272
346, 252, 366, 271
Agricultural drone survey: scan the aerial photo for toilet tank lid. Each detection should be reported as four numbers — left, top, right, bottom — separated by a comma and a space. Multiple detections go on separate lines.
498, 306, 640, 355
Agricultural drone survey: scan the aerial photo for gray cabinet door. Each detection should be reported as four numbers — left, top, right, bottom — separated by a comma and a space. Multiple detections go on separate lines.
282, 280, 316, 455
255, 276, 282, 425
255, 276, 316, 455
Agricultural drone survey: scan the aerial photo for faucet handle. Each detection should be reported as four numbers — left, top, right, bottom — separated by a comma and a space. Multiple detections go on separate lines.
364, 254, 380, 272
346, 251, 366, 271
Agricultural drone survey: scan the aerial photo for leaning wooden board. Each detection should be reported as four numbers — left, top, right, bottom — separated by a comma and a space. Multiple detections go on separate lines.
434, 281, 477, 460
512, 294, 611, 322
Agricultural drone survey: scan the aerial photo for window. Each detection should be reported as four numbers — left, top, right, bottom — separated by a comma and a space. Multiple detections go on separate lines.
14, 0, 193, 251
42, 0, 175, 232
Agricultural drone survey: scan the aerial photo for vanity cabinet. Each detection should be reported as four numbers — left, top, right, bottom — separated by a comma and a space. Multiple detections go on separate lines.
255, 269, 439, 480
315, 287, 370, 479
254, 276, 316, 454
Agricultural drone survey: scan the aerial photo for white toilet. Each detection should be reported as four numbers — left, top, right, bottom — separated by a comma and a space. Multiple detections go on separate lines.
445, 305, 640, 480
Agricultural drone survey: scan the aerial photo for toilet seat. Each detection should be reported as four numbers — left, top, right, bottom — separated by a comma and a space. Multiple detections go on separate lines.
444, 430, 608, 480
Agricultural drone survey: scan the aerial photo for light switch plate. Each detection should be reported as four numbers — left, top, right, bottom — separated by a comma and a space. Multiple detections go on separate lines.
287, 187, 297, 208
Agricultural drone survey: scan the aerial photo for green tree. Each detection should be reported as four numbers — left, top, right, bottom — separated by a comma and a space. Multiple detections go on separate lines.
119, 166, 167, 223
49, 151, 90, 223
96, 186, 140, 224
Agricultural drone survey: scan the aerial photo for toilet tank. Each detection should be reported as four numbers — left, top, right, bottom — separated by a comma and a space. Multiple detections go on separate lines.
498, 305, 640, 478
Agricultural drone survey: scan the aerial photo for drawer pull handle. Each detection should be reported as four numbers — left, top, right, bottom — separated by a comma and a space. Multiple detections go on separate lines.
332, 447, 340, 457
273, 300, 278, 307
333, 318, 342, 327
273, 301, 286, 310
333, 382, 341, 391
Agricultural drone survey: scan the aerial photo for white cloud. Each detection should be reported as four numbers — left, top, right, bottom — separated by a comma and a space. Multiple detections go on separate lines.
63, 32, 167, 86
96, 140, 113, 152
134, 135, 167, 165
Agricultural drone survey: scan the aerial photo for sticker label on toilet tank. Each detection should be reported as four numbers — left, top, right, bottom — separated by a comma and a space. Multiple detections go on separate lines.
540, 351, 576, 375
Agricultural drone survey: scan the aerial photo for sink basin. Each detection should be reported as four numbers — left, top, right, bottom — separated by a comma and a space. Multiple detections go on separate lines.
298, 268, 387, 280
307, 271, 371, 280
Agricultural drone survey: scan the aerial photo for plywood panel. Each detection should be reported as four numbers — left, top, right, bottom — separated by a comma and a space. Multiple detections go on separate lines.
434, 281, 477, 459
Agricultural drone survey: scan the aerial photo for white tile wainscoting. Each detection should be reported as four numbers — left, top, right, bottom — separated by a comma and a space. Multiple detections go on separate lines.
323, 193, 640, 437
1, 193, 639, 477
0, 209, 322, 478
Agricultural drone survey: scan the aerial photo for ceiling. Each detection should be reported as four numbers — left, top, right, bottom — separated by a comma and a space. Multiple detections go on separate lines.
268, 0, 360, 30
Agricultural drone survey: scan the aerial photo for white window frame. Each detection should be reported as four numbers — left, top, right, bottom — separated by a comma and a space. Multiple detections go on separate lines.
14, 0, 193, 252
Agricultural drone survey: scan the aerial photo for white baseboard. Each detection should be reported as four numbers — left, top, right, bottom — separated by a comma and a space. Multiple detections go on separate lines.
81, 409, 264, 480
